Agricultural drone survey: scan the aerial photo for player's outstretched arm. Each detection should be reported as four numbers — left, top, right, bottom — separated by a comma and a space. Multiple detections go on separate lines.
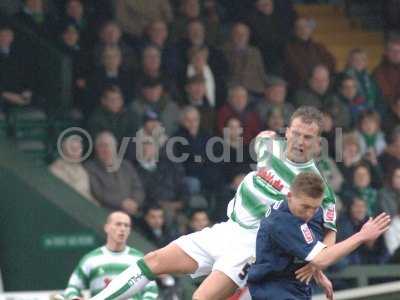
310, 213, 391, 270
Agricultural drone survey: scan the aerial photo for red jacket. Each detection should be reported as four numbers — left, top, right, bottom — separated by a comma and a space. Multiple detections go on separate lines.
217, 104, 261, 145
373, 57, 400, 108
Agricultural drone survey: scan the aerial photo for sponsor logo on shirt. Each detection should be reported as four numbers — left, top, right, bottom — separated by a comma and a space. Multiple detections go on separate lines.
325, 206, 335, 222
300, 223, 314, 244
127, 274, 143, 286
256, 168, 284, 191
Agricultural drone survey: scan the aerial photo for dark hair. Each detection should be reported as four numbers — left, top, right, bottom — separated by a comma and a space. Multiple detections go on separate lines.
289, 106, 324, 134
291, 172, 325, 199
189, 209, 209, 220
143, 203, 163, 215
101, 85, 122, 98
358, 109, 380, 128
0, 24, 13, 32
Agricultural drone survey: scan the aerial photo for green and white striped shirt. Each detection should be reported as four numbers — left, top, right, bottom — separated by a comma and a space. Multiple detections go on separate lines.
228, 137, 337, 230
64, 246, 158, 300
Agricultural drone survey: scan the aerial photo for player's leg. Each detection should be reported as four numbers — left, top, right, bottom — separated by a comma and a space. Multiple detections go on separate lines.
192, 270, 239, 300
90, 244, 198, 300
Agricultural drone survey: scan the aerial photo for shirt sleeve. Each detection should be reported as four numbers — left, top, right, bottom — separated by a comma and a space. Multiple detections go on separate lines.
64, 258, 90, 300
322, 185, 337, 232
270, 214, 327, 262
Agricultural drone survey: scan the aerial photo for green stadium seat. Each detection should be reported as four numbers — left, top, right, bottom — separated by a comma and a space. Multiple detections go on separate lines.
16, 140, 48, 166
10, 108, 49, 141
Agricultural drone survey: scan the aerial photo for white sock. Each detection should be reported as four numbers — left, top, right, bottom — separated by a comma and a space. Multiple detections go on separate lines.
90, 261, 151, 300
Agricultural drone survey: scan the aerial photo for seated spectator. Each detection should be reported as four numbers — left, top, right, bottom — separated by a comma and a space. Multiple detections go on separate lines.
183, 74, 215, 134
337, 132, 383, 189
219, 117, 252, 183
354, 110, 386, 157
244, 0, 288, 73
185, 209, 211, 233
137, 204, 177, 248
315, 138, 344, 193
88, 46, 134, 106
57, 24, 90, 112
85, 131, 145, 215
177, 19, 228, 102
50, 135, 97, 204
93, 21, 137, 71
378, 166, 400, 217
136, 45, 178, 99
142, 20, 180, 79
135, 138, 188, 214
284, 17, 336, 90
379, 126, 400, 174
223, 23, 267, 95
335, 196, 388, 267
186, 46, 216, 107
59, 0, 95, 48
293, 65, 350, 130
217, 85, 261, 145
264, 107, 285, 133
320, 110, 336, 158
344, 48, 382, 111
172, 106, 222, 193
335, 74, 369, 127
115, 0, 173, 39
214, 173, 246, 222
15, 0, 57, 38
87, 85, 139, 143
342, 162, 379, 216
256, 76, 294, 126
131, 78, 180, 136
383, 97, 400, 138
0, 25, 34, 110
374, 37, 400, 112
170, 0, 201, 41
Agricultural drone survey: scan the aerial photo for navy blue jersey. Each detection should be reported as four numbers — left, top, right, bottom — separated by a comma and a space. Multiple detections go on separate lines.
248, 200, 326, 300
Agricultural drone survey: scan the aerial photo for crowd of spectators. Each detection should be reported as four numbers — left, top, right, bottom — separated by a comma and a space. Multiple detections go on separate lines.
1, 0, 400, 273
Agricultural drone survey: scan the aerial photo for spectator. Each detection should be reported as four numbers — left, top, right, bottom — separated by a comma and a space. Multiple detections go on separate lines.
15, 0, 57, 38
264, 107, 285, 133
217, 85, 261, 145
354, 110, 386, 157
344, 48, 382, 111
335, 74, 369, 127
177, 19, 228, 98
172, 106, 222, 193
183, 74, 215, 134
293, 66, 346, 127
383, 97, 400, 138
343, 162, 379, 216
214, 173, 246, 222
115, 0, 173, 39
170, 0, 201, 41
60, 0, 94, 48
256, 76, 294, 126
137, 204, 177, 248
87, 85, 139, 143
131, 78, 180, 136
320, 110, 336, 159
85, 131, 145, 215
201, 0, 224, 46
93, 21, 137, 71
378, 167, 400, 217
336, 197, 388, 267
244, 0, 288, 73
219, 117, 252, 183
142, 20, 180, 79
186, 209, 211, 233
337, 132, 383, 189
284, 17, 336, 90
136, 45, 178, 98
58, 24, 91, 112
223, 23, 267, 95
379, 126, 400, 177
88, 46, 134, 106
0, 25, 33, 110
135, 138, 188, 213
374, 37, 400, 112
50, 135, 97, 204
186, 46, 216, 107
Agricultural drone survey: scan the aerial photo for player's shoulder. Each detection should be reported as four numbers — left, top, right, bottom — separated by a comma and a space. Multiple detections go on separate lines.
127, 246, 144, 258
79, 247, 104, 266
261, 201, 297, 230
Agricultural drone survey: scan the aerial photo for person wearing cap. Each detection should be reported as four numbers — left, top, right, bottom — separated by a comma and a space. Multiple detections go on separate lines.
256, 75, 294, 127
131, 78, 180, 136
184, 74, 215, 134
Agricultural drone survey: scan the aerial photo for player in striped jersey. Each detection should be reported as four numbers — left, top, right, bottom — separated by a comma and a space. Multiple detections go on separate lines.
88, 106, 336, 300
64, 212, 158, 300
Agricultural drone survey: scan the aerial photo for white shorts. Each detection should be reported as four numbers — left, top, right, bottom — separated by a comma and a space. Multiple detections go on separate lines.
173, 219, 258, 287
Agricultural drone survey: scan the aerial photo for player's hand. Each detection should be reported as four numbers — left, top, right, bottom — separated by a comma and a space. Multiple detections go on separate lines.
295, 263, 317, 284
314, 270, 333, 300
359, 213, 391, 243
